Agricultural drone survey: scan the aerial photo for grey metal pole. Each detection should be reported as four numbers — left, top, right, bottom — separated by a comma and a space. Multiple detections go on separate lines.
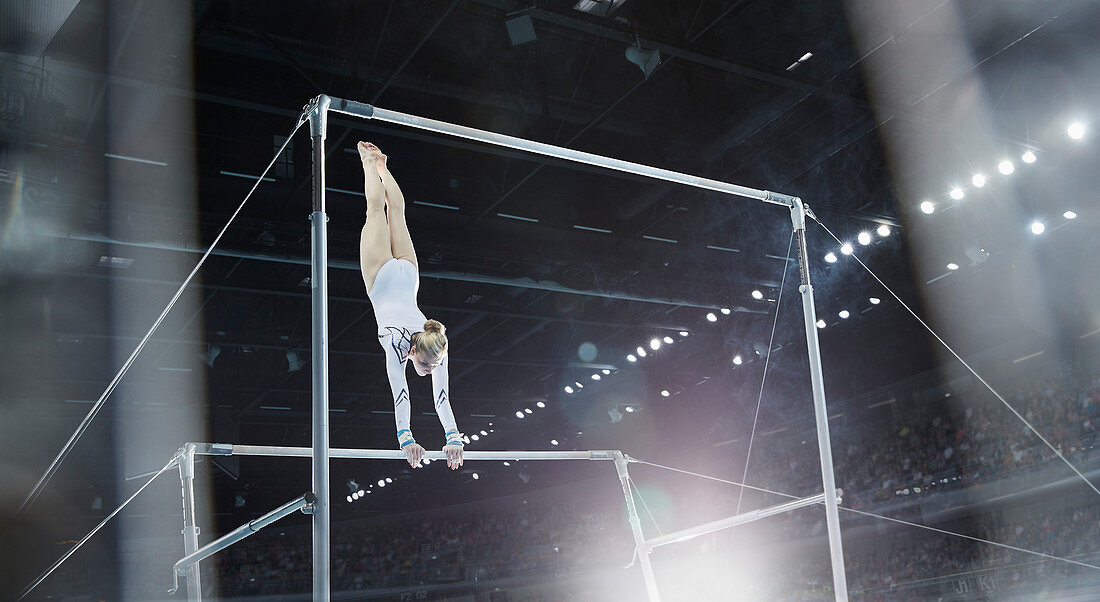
644, 493, 826, 550
170, 493, 317, 595
178, 443, 202, 602
613, 453, 662, 602
790, 199, 848, 601
308, 94, 332, 602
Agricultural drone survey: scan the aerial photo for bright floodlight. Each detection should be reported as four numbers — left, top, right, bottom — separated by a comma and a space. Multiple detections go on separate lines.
591, 373, 601, 380
624, 406, 635, 412
946, 262, 959, 270
816, 319, 826, 329
877, 225, 890, 237
857, 231, 872, 245
471, 434, 480, 441
706, 312, 717, 322
869, 297, 881, 305
732, 355, 743, 365
949, 187, 964, 200
1030, 221, 1045, 235
1068, 121, 1086, 140
377, 479, 385, 487
840, 243, 853, 255
660, 390, 670, 397
346, 495, 353, 503
679, 331, 689, 337
998, 160, 1014, 175
838, 310, 850, 319
385, 478, 392, 483
358, 489, 365, 496
550, 439, 559, 446
564, 385, 574, 393
971, 174, 986, 188
472, 473, 479, 480
824, 252, 838, 263
1022, 150, 1036, 164
720, 307, 731, 315
480, 430, 488, 435
574, 381, 583, 388
663, 336, 674, 344
626, 354, 637, 362
515, 411, 524, 418
636, 347, 647, 357
920, 201, 935, 214
537, 400, 547, 407
601, 369, 611, 375
751, 289, 764, 299
524, 407, 533, 414
649, 338, 660, 350
1064, 210, 1077, 220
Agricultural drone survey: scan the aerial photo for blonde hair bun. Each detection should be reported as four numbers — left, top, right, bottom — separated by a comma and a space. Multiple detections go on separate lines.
423, 319, 446, 335
416, 319, 448, 358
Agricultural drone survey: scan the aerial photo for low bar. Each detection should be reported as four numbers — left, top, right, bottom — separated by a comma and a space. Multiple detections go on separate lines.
170, 492, 317, 595
645, 493, 826, 550
190, 442, 619, 461
327, 97, 794, 208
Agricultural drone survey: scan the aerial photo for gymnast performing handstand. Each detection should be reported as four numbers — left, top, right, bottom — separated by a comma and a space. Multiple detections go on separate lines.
357, 141, 465, 470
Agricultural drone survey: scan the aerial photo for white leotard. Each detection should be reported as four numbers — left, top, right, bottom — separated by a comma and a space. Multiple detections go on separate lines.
367, 258, 459, 447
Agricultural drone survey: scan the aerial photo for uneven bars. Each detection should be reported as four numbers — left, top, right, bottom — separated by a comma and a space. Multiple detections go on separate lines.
191, 442, 622, 461
645, 493, 826, 550
324, 97, 798, 208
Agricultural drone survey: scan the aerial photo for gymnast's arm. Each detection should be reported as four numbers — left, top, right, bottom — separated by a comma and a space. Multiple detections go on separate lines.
433, 356, 465, 470
381, 338, 425, 468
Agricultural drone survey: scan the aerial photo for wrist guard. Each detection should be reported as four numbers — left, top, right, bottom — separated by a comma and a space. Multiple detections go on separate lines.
444, 430, 469, 448
397, 429, 416, 449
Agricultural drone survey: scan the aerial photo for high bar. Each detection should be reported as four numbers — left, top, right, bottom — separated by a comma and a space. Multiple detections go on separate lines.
323, 96, 797, 208
188, 442, 623, 461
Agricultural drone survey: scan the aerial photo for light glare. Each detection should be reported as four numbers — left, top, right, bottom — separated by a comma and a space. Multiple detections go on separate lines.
971, 174, 986, 188
660, 390, 670, 397
732, 355, 743, 365
857, 231, 872, 245
720, 307, 731, 315
1068, 122, 1086, 140
1022, 150, 1036, 164
1064, 210, 1077, 220
663, 336, 674, 344
946, 263, 959, 270
869, 297, 881, 305
564, 386, 574, 393
626, 354, 637, 362
877, 225, 890, 237
751, 289, 764, 299
840, 243, 853, 255
839, 310, 850, 319
516, 411, 525, 418
998, 160, 1014, 175
706, 312, 718, 322
919, 201, 935, 215
650, 339, 660, 350
824, 252, 838, 263
949, 188, 964, 200
816, 319, 826, 329
1030, 221, 1045, 235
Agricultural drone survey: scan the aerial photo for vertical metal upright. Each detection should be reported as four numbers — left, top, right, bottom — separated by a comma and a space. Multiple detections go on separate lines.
790, 199, 849, 601
613, 453, 661, 601
307, 94, 332, 602
177, 443, 202, 602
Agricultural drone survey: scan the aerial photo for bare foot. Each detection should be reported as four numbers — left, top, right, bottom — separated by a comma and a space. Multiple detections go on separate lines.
357, 141, 387, 169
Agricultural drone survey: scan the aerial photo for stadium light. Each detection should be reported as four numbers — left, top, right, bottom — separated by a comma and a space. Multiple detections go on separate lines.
1030, 221, 1045, 235
824, 252, 838, 263
1022, 150, 1037, 164
920, 201, 935, 214
877, 225, 890, 237
857, 232, 871, 245
998, 160, 1014, 175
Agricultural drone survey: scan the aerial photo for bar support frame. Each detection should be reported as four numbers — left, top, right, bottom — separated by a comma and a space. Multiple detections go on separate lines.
791, 198, 849, 600
177, 442, 202, 601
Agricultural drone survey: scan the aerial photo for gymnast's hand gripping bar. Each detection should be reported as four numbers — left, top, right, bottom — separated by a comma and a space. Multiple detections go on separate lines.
169, 492, 318, 595
321, 95, 802, 210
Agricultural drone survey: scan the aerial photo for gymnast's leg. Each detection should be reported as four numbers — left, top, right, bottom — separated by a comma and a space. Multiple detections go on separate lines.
358, 141, 392, 293
361, 142, 418, 269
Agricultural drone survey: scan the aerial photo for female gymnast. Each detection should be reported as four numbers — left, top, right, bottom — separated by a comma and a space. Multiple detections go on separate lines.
357, 141, 465, 470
